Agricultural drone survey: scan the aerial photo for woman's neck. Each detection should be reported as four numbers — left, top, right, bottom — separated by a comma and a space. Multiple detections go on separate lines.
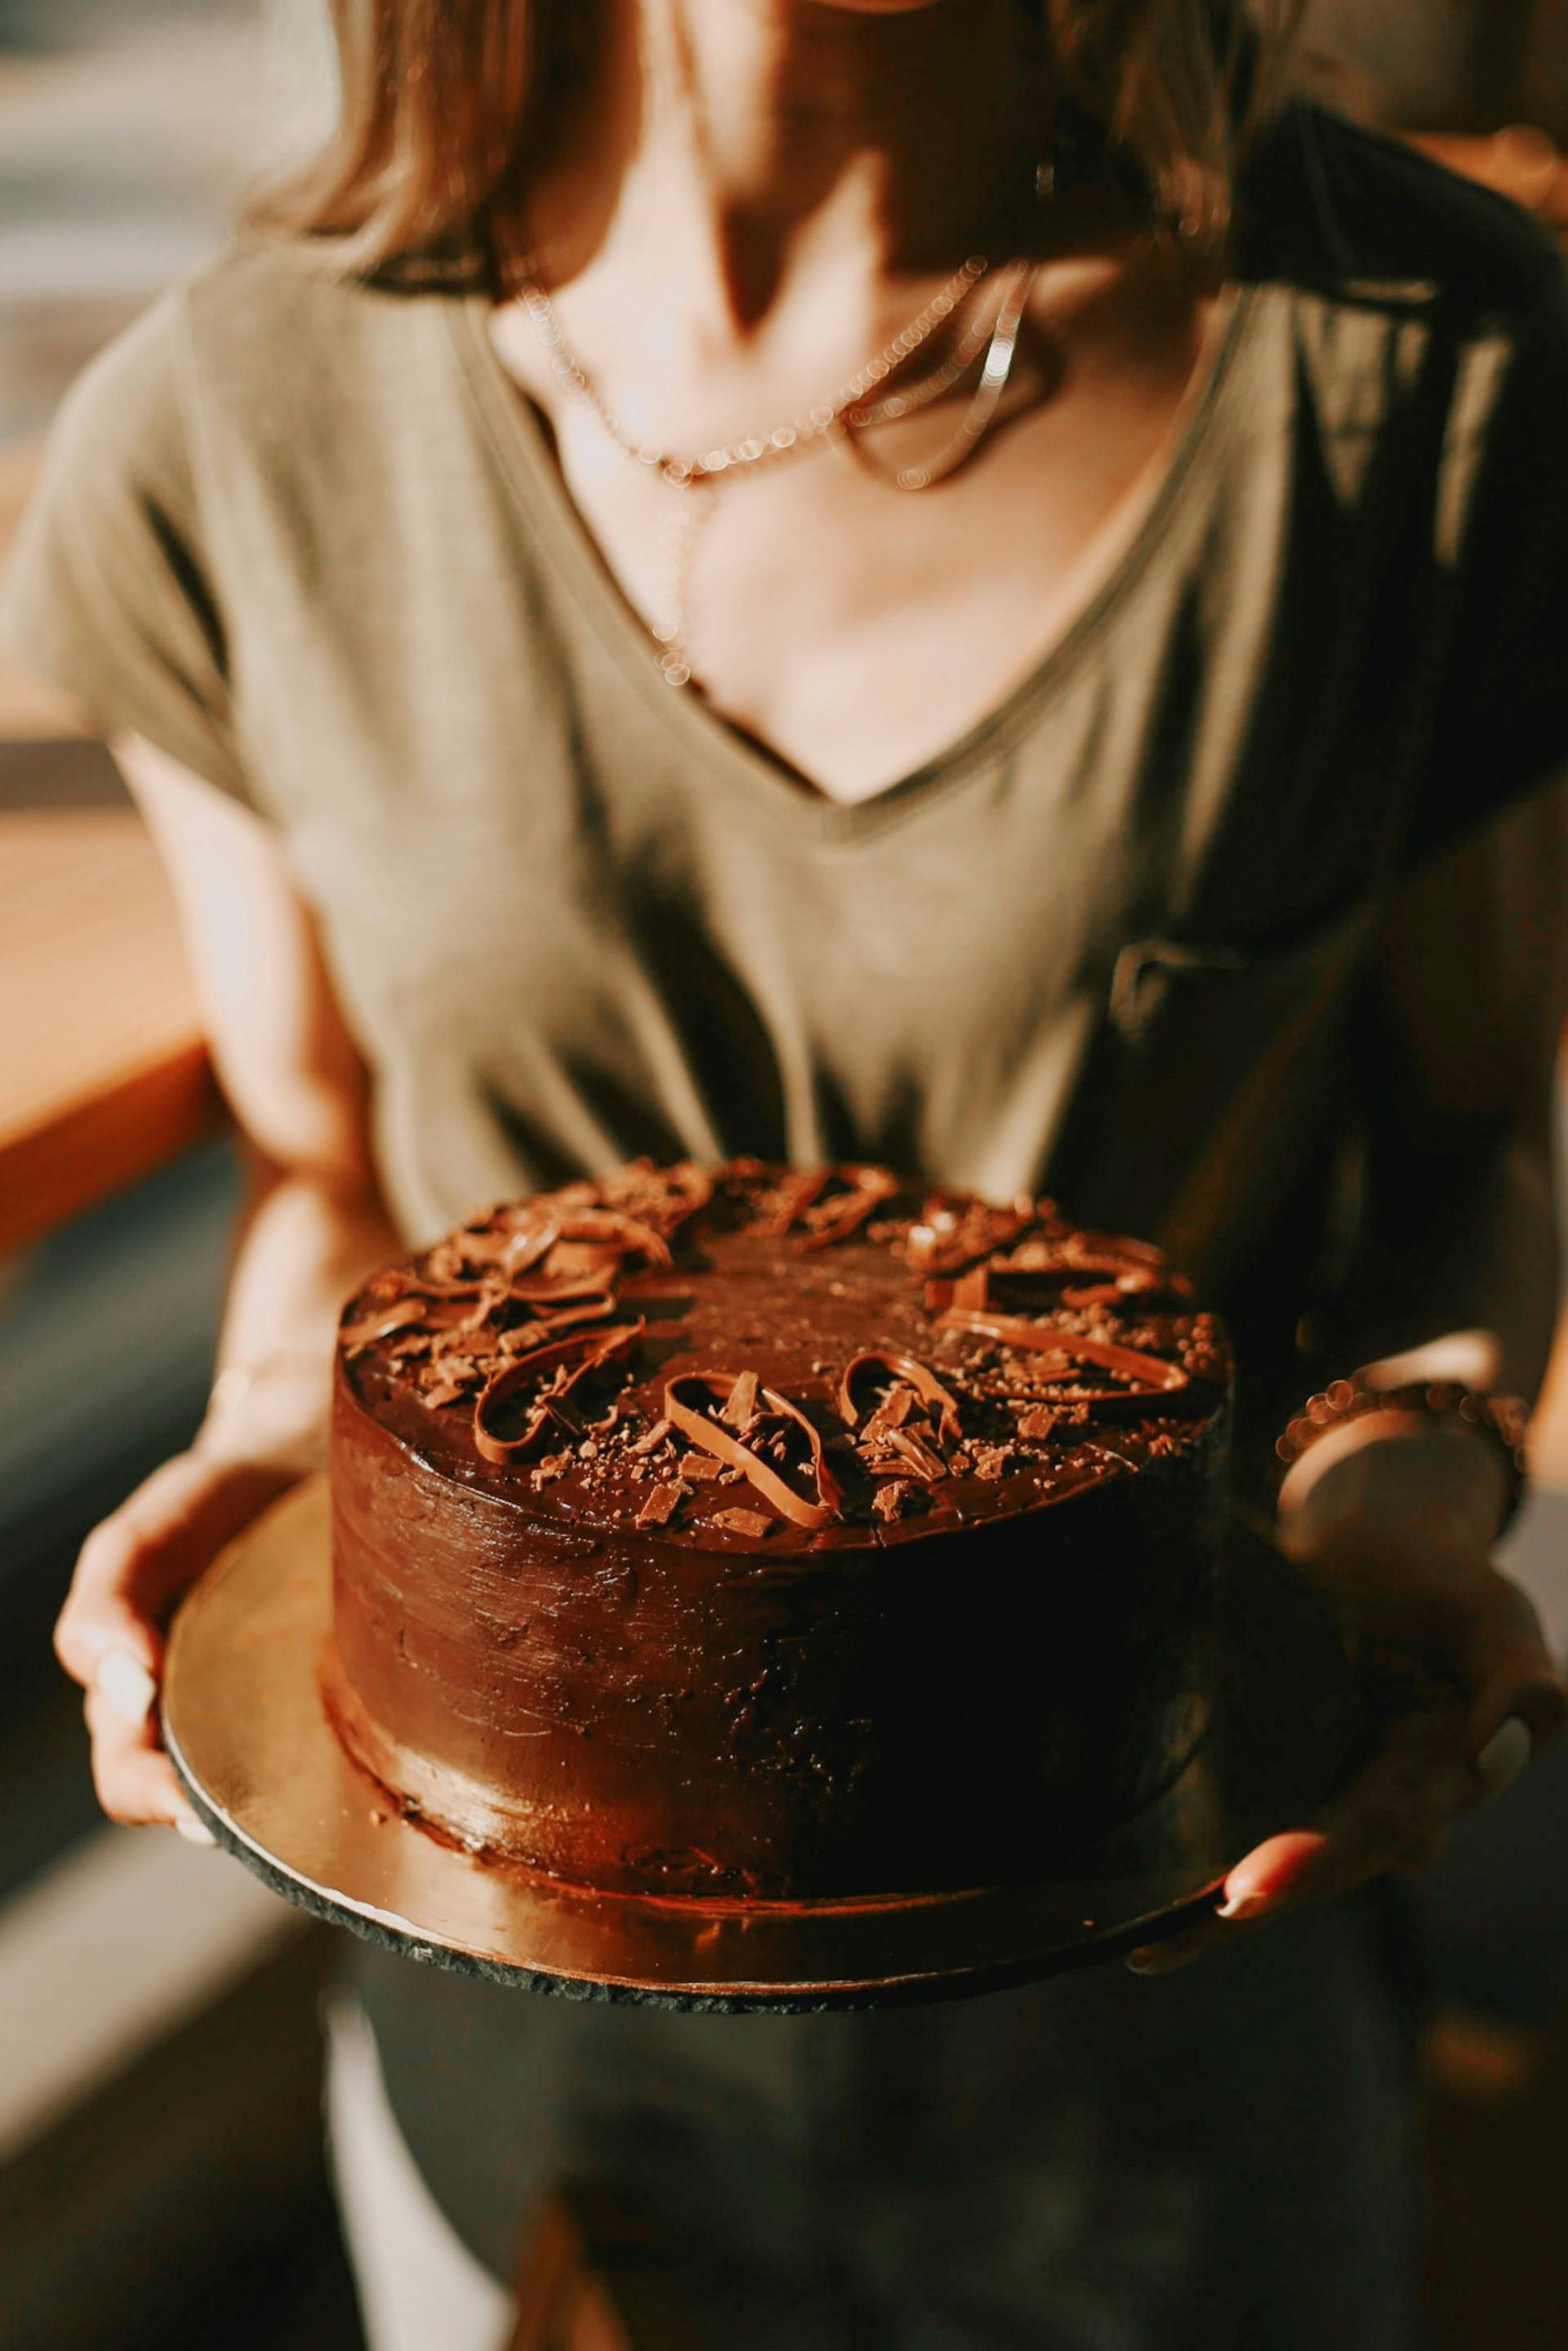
530, 0, 1057, 349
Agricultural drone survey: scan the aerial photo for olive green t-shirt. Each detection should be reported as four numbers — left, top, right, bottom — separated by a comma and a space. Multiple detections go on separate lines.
5, 104, 1567, 1421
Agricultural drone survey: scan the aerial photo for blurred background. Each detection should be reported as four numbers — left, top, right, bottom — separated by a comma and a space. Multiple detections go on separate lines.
2, 6, 1568, 2348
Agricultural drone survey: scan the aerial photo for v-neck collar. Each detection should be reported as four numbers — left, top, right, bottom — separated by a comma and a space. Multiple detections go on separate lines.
445, 275, 1264, 844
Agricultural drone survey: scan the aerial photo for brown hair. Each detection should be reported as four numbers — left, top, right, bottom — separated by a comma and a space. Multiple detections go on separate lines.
251, 0, 1306, 283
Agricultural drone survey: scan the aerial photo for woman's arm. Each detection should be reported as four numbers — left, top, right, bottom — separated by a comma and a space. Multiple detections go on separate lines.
1132, 781, 1568, 1970
53, 735, 400, 1836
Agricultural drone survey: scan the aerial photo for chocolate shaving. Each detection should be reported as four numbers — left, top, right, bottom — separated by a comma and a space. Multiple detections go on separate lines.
678, 1452, 728, 1481
630, 1418, 672, 1455
884, 1424, 949, 1481
862, 1386, 915, 1439
720, 1370, 759, 1429
711, 1507, 775, 1540
473, 1321, 644, 1465
1016, 1405, 1058, 1440
636, 1481, 687, 1528
971, 1446, 1016, 1481
664, 1374, 843, 1530
837, 1350, 964, 1445
871, 1480, 925, 1523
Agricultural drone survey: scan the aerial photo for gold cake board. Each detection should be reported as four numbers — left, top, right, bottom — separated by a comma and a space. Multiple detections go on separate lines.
161, 1478, 1362, 2012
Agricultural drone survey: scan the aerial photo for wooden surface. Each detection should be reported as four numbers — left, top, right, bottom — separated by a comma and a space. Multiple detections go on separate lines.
0, 439, 221, 1255
0, 753, 221, 1257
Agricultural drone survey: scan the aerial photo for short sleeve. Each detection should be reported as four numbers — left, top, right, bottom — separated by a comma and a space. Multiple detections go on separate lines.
0, 283, 256, 807
1414, 261, 1568, 865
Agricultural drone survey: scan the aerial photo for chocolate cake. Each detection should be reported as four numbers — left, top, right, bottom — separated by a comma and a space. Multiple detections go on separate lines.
325, 1161, 1232, 1901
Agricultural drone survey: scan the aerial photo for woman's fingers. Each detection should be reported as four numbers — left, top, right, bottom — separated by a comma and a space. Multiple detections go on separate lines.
55, 1452, 223, 1690
82, 1682, 207, 1835
53, 1515, 167, 1693
1125, 1545, 1568, 1981
1475, 1715, 1535, 1800
58, 1450, 298, 1839
1236, 1706, 1476, 1916
1127, 1710, 1476, 1978
56, 1452, 294, 1689
1438, 1560, 1567, 1748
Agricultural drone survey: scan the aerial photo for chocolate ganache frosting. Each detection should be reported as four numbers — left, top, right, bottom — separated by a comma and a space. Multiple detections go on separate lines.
325, 1161, 1232, 1900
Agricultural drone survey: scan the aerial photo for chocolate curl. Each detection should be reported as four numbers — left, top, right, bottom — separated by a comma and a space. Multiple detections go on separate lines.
435, 1214, 561, 1280
836, 1351, 964, 1446
758, 1167, 831, 1237
473, 1321, 644, 1465
500, 1272, 619, 1306
795, 1165, 902, 1253
529, 1292, 620, 1332
974, 1260, 1165, 1314
657, 1161, 715, 1230
663, 1375, 843, 1531
554, 1211, 673, 1269
341, 1297, 431, 1349
905, 1198, 1037, 1278
493, 1293, 619, 1359
393, 1274, 492, 1303
936, 1311, 1191, 1403
990, 1231, 1182, 1313
496, 1215, 564, 1274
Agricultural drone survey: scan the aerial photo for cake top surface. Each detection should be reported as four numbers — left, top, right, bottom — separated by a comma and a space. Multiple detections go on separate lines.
337, 1159, 1229, 1553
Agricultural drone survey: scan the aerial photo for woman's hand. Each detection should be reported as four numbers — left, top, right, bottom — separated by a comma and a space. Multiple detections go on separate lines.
1127, 1414, 1568, 1974
55, 1395, 322, 1842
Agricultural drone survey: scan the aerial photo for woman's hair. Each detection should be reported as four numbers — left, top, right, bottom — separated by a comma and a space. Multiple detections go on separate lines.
251, 0, 1307, 283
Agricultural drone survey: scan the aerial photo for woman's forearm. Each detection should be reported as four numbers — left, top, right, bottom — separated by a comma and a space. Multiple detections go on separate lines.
195, 1160, 400, 1467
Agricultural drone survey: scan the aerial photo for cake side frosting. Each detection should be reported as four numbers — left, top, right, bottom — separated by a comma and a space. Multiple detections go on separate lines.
325, 1160, 1232, 1898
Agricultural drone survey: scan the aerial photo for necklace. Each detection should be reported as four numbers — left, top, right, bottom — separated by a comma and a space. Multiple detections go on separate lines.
516, 228, 1041, 688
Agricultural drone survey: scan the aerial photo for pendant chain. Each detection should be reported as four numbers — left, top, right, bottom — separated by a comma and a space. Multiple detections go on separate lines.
516, 186, 1048, 688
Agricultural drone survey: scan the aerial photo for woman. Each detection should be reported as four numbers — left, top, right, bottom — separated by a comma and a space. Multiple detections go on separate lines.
7, 2, 1568, 2343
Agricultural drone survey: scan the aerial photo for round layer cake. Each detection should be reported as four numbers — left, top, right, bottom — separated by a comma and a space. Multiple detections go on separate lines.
325, 1160, 1232, 1900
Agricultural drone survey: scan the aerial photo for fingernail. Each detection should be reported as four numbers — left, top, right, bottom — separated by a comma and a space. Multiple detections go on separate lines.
1217, 1888, 1280, 1923
1477, 1717, 1532, 1801
1126, 1943, 1196, 1977
96, 1650, 157, 1728
176, 1817, 218, 1848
